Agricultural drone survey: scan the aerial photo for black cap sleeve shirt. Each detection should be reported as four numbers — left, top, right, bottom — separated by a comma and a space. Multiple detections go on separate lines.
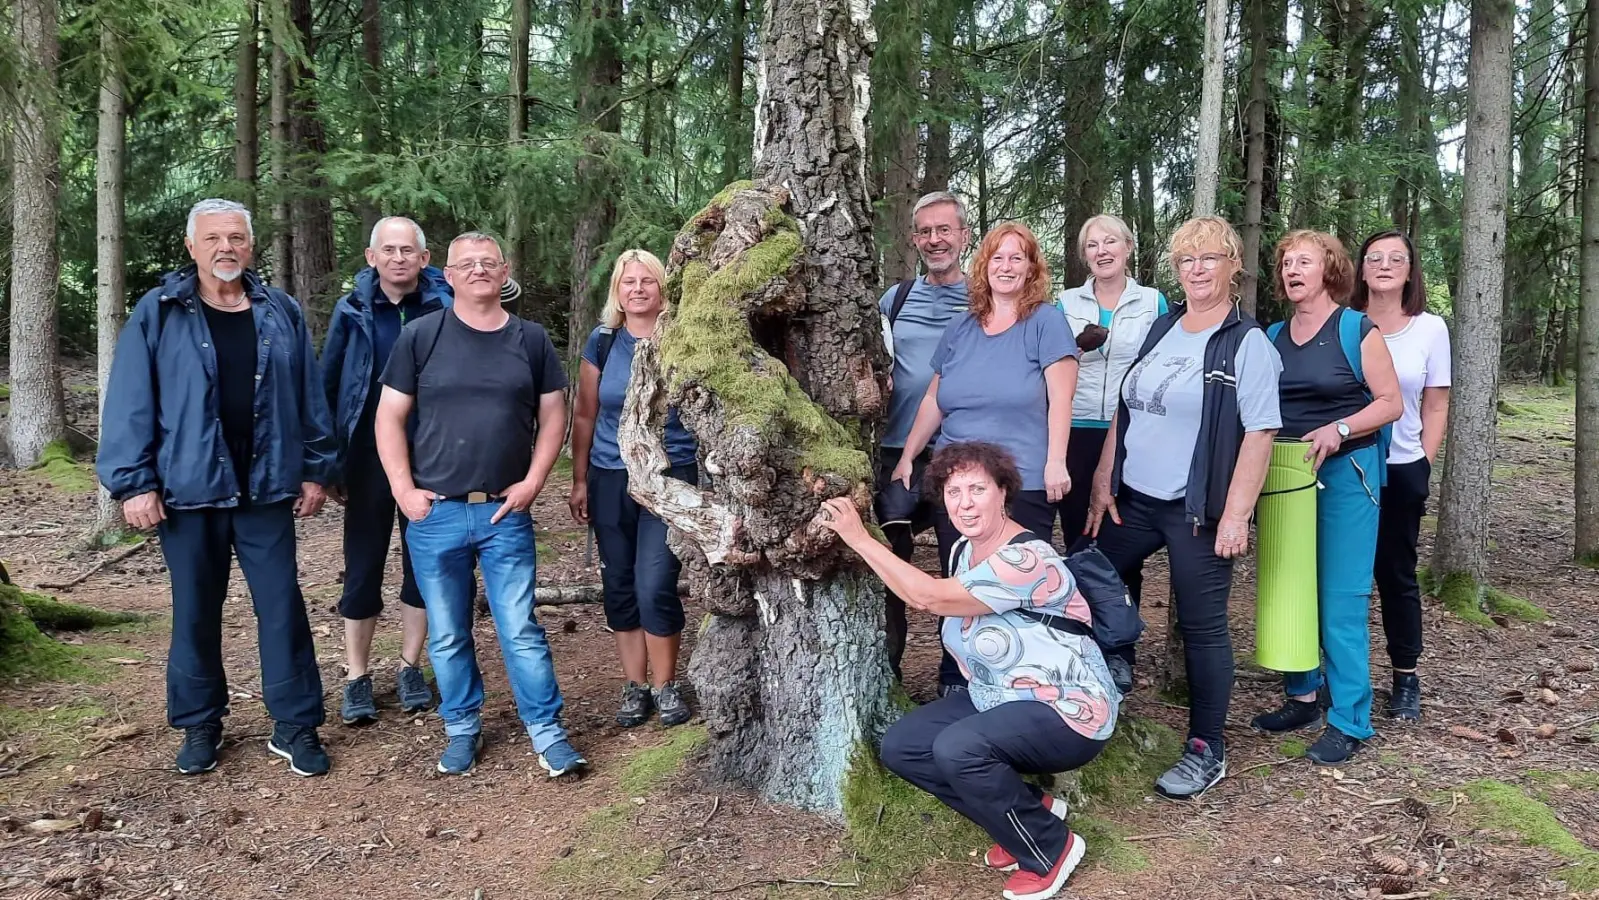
1271, 311, 1377, 453
201, 303, 260, 498
380, 310, 568, 498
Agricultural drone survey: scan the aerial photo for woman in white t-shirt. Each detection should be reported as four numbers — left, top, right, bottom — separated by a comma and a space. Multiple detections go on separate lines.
1350, 230, 1451, 723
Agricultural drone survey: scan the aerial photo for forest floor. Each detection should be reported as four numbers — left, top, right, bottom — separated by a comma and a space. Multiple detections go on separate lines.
0, 369, 1595, 900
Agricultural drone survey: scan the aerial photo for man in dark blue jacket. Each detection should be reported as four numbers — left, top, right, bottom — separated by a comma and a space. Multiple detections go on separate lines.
96, 199, 337, 778
322, 216, 452, 725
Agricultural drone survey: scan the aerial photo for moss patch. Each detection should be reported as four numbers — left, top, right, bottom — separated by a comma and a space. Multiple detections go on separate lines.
1526, 770, 1599, 794
0, 586, 142, 683
1461, 779, 1599, 890
12, 588, 145, 631
1485, 587, 1549, 623
0, 383, 10, 399
659, 190, 871, 485
30, 441, 97, 493
1433, 571, 1495, 628
1072, 813, 1149, 873
1070, 714, 1183, 811
1279, 739, 1308, 759
842, 746, 986, 887
0, 701, 107, 759
619, 725, 707, 797
545, 802, 666, 889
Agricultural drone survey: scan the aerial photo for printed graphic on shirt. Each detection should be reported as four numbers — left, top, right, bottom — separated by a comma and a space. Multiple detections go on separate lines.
1123, 353, 1196, 416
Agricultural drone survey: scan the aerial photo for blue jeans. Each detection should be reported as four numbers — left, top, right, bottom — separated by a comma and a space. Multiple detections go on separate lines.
1284, 443, 1382, 740
405, 499, 567, 751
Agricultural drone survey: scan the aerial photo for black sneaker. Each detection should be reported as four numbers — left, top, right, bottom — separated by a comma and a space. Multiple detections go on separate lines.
616, 681, 653, 728
397, 664, 435, 714
1251, 698, 1324, 734
1107, 656, 1134, 697
1154, 737, 1226, 800
1386, 672, 1421, 722
655, 681, 692, 727
341, 674, 378, 726
176, 722, 223, 775
268, 723, 331, 777
1306, 725, 1362, 766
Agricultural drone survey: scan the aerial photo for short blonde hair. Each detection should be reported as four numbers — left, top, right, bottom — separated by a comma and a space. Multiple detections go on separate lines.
1077, 214, 1135, 263
1167, 216, 1243, 274
601, 249, 668, 328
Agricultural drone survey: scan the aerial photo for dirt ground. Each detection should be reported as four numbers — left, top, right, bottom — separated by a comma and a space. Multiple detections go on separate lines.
0, 373, 1595, 900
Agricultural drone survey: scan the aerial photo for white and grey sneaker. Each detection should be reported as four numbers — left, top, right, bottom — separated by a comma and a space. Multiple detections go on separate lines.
1154, 737, 1226, 800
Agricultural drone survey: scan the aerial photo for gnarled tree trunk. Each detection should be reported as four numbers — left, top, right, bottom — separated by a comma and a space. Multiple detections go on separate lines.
620, 0, 891, 816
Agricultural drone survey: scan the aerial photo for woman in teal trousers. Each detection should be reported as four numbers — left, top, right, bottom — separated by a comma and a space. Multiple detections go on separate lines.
1251, 230, 1402, 765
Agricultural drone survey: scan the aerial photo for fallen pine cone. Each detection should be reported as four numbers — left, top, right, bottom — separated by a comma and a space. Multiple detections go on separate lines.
1372, 851, 1410, 876
1495, 728, 1518, 744
1535, 723, 1558, 739
1374, 873, 1413, 894
1567, 659, 1595, 673
1539, 688, 1561, 706
1449, 725, 1491, 742
1400, 798, 1430, 819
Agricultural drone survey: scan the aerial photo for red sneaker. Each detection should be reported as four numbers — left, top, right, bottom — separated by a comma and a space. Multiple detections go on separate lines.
1001, 830, 1085, 900
982, 795, 1069, 871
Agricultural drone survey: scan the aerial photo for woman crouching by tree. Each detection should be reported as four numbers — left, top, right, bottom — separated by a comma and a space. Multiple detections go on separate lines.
568, 249, 698, 729
820, 442, 1115, 900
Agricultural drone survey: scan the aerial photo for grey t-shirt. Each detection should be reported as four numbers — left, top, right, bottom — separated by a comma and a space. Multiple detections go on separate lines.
380, 311, 569, 497
879, 277, 969, 448
930, 308, 1078, 491
1121, 322, 1282, 500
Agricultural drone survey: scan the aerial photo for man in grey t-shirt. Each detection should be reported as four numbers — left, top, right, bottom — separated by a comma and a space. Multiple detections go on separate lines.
874, 191, 971, 682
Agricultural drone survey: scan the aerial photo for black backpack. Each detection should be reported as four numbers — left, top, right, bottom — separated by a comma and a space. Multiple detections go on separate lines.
414, 309, 555, 396
950, 531, 1144, 654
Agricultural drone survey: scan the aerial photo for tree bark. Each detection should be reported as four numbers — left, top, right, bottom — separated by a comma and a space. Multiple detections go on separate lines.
1059, 0, 1109, 287
1239, 0, 1275, 315
505, 0, 530, 305
721, 0, 750, 184
1193, 0, 1228, 217
622, 0, 891, 815
1576, 0, 1599, 562
871, 0, 920, 286
568, 0, 624, 372
1433, 0, 1513, 587
1136, 155, 1157, 286
268, 14, 293, 289
288, 0, 336, 330
8, 0, 68, 468
921, 5, 955, 195
235, 0, 259, 207
93, 19, 127, 538
359, 0, 384, 236
1388, 0, 1422, 234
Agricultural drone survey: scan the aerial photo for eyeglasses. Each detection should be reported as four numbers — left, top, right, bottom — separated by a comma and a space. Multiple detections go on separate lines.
377, 246, 420, 260
1177, 254, 1227, 272
913, 225, 961, 240
1364, 252, 1410, 267
447, 259, 506, 273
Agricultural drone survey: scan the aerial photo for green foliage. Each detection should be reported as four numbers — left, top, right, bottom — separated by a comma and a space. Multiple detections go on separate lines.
841, 745, 985, 887
619, 725, 708, 797
15, 589, 145, 631
1484, 588, 1549, 624
1461, 779, 1599, 890
1433, 571, 1495, 628
545, 802, 667, 889
0, 585, 142, 682
30, 441, 96, 493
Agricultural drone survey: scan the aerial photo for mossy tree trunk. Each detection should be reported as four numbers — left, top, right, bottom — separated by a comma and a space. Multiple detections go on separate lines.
619, 0, 892, 815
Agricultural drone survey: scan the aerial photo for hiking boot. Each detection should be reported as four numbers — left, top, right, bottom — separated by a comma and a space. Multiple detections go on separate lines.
985, 795, 1069, 871
397, 664, 435, 714
1251, 698, 1324, 734
1001, 830, 1085, 900
616, 681, 653, 728
267, 723, 330, 777
655, 681, 692, 727
538, 739, 588, 778
1306, 726, 1362, 766
1386, 672, 1421, 722
176, 722, 223, 775
341, 674, 378, 725
1154, 737, 1226, 800
437, 733, 485, 775
1106, 656, 1134, 697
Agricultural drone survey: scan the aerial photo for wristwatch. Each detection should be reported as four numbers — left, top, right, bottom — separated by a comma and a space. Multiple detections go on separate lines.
1335, 420, 1351, 439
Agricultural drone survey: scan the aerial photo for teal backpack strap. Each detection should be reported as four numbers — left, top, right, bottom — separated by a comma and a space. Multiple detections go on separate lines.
1266, 320, 1284, 342
1337, 308, 1391, 485
1156, 291, 1169, 316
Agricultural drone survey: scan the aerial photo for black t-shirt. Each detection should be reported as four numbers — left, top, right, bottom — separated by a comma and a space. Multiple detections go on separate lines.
1272, 310, 1376, 451
202, 302, 259, 491
380, 310, 568, 497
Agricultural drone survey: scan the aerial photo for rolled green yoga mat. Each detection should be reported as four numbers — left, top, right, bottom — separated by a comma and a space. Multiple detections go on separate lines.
1255, 439, 1320, 672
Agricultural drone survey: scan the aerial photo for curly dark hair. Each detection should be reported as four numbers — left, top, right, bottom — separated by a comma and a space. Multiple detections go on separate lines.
923, 442, 1023, 512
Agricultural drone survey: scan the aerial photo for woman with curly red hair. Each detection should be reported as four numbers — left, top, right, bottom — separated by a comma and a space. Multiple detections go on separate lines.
891, 223, 1080, 695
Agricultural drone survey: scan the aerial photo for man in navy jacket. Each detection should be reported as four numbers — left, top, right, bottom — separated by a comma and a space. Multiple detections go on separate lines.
321, 216, 452, 725
97, 199, 336, 778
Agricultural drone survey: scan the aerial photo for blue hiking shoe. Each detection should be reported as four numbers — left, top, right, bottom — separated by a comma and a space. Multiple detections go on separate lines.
267, 723, 330, 777
538, 739, 587, 778
341, 674, 378, 725
437, 733, 485, 775
397, 665, 435, 714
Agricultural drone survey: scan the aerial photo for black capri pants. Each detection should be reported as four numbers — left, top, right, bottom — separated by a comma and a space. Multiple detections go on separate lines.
588, 464, 696, 636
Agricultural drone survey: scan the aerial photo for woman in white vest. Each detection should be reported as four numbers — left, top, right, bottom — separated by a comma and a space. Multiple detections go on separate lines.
1057, 215, 1167, 549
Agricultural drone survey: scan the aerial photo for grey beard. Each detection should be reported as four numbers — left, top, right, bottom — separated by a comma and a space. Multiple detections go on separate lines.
212, 265, 243, 283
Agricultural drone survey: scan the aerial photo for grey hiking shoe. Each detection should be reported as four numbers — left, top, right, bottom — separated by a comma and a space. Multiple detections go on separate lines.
655, 681, 692, 727
397, 665, 435, 714
616, 681, 653, 728
1154, 737, 1226, 800
341, 674, 378, 725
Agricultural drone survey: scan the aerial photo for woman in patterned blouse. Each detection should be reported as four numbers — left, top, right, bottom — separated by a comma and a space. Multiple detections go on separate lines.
820, 441, 1116, 900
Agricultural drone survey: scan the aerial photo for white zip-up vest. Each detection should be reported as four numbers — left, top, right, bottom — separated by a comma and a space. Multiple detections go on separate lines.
1057, 276, 1167, 424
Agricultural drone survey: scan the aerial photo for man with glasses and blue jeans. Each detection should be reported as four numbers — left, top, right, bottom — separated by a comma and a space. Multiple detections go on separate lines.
374, 231, 584, 777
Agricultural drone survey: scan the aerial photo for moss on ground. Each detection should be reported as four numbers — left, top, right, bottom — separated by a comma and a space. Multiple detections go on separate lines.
1484, 587, 1549, 623
1279, 739, 1308, 759
1069, 714, 1182, 812
842, 746, 985, 887
545, 802, 666, 889
1525, 770, 1599, 793
659, 190, 871, 485
0, 701, 108, 762
12, 588, 145, 631
619, 725, 707, 797
31, 440, 97, 493
1432, 571, 1495, 628
1461, 779, 1599, 890
0, 585, 144, 683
